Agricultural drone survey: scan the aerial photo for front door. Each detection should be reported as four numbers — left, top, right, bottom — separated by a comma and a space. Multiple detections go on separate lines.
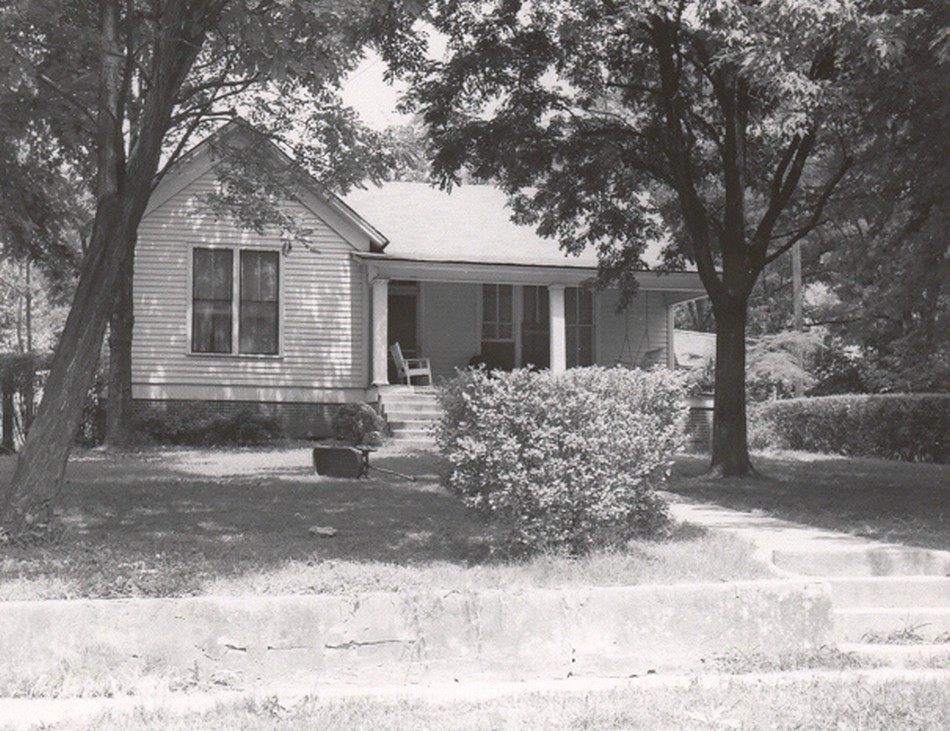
521, 285, 550, 369
388, 280, 419, 382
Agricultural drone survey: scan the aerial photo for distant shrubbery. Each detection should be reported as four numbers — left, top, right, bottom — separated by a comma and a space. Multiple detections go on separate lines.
749, 394, 949, 463
134, 403, 283, 446
331, 402, 386, 445
436, 366, 689, 554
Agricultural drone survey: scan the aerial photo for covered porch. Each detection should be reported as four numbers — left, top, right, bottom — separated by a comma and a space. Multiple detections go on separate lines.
359, 253, 707, 388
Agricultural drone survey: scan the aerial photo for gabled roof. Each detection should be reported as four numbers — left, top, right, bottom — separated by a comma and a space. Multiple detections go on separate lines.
145, 120, 389, 252
344, 182, 602, 268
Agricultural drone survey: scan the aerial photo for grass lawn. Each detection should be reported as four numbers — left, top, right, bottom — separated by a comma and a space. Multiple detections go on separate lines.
45, 676, 950, 730
0, 445, 770, 601
669, 451, 950, 551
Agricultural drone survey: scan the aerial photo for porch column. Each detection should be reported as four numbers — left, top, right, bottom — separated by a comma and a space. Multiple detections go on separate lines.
372, 277, 389, 385
548, 284, 567, 374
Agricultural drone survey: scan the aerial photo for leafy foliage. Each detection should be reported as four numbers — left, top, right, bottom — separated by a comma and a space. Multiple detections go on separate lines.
749, 394, 949, 463
134, 403, 283, 447
407, 0, 912, 474
331, 402, 386, 446
435, 366, 689, 554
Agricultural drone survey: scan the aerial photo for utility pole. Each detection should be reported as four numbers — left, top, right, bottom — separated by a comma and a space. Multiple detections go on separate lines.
792, 241, 804, 398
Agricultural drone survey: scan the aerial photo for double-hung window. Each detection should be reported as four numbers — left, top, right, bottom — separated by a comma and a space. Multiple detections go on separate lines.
481, 283, 513, 341
192, 248, 279, 355
566, 286, 594, 367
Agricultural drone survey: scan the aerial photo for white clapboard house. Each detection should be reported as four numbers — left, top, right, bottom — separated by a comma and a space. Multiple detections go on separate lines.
132, 124, 707, 441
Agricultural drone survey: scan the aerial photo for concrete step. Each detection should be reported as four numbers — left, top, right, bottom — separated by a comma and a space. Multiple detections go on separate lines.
382, 407, 442, 420
385, 440, 436, 451
834, 608, 950, 643
389, 430, 435, 443
388, 420, 437, 432
773, 546, 950, 577
828, 577, 950, 609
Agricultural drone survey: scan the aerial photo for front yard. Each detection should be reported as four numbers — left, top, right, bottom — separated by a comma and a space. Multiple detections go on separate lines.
669, 451, 950, 551
0, 445, 767, 601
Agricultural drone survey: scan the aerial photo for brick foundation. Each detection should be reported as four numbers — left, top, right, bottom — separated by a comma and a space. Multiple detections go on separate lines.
132, 399, 340, 439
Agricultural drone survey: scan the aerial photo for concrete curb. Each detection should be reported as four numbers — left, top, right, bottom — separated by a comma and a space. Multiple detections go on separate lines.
0, 581, 832, 690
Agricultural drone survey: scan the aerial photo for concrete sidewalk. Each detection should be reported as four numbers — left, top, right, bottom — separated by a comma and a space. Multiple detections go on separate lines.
664, 494, 950, 578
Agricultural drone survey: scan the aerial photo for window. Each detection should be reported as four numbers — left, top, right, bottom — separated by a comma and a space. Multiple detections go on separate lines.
566, 286, 593, 367
192, 248, 233, 353
192, 248, 279, 355
482, 283, 513, 340
240, 251, 279, 354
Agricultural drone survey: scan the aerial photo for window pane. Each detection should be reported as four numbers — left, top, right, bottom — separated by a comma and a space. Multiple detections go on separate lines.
498, 323, 512, 339
241, 252, 261, 301
194, 249, 232, 299
240, 302, 279, 354
498, 284, 512, 323
241, 251, 279, 303
578, 289, 593, 324
239, 251, 279, 354
483, 284, 496, 322
193, 249, 233, 353
193, 301, 232, 353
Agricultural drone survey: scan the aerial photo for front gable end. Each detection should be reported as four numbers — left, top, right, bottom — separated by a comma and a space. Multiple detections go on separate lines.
132, 124, 375, 410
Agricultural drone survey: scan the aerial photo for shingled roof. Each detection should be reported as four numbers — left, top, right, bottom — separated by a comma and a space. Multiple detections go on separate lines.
343, 182, 601, 268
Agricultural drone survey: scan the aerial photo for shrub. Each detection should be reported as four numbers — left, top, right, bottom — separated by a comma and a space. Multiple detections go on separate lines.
436, 366, 689, 554
749, 394, 950, 463
331, 402, 386, 446
134, 403, 283, 446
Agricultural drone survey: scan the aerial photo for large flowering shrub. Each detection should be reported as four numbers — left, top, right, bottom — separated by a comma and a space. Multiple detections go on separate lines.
436, 366, 689, 554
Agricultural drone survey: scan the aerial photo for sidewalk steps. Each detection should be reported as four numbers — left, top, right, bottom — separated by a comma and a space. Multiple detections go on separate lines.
772, 547, 950, 577
834, 608, 950, 644
827, 577, 950, 609
838, 643, 950, 668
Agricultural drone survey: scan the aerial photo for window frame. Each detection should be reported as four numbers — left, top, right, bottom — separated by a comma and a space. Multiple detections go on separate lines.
565, 286, 595, 368
188, 245, 283, 358
481, 283, 514, 342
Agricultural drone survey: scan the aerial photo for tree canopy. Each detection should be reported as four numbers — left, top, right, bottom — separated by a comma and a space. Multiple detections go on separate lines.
0, 0, 426, 534
408, 0, 929, 474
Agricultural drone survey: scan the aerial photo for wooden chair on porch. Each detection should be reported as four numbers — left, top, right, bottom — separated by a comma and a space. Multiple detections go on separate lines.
390, 342, 433, 385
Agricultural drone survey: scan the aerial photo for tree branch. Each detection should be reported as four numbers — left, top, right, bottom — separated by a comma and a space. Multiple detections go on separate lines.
764, 155, 852, 266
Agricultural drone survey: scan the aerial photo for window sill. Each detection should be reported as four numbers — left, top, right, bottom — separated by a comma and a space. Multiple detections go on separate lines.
186, 351, 284, 361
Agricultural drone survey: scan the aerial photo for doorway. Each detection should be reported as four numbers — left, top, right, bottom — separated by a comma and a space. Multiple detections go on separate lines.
388, 280, 419, 382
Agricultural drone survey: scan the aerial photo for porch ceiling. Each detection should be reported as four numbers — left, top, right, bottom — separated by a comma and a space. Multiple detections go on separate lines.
354, 252, 707, 301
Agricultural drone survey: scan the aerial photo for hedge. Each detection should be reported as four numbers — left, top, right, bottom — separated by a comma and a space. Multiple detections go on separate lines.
749, 393, 949, 463
134, 402, 283, 446
435, 366, 689, 554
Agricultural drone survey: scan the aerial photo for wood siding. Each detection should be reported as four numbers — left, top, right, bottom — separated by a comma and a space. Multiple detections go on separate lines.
595, 289, 670, 368
132, 170, 367, 402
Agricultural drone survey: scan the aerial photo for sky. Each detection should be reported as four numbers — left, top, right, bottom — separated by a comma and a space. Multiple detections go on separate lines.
340, 52, 412, 130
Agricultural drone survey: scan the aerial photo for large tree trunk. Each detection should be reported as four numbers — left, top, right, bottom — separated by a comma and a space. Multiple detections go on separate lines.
709, 296, 753, 476
105, 244, 135, 448
0, 202, 142, 531
1, 376, 14, 453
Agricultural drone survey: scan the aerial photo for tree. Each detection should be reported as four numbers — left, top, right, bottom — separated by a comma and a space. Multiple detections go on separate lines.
407, 0, 910, 475
0, 0, 424, 535
808, 1, 949, 393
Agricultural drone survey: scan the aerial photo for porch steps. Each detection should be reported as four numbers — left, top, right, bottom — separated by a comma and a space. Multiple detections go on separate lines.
378, 387, 440, 448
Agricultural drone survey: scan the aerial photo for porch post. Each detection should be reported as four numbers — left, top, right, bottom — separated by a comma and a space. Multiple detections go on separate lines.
548, 284, 567, 374
372, 277, 389, 385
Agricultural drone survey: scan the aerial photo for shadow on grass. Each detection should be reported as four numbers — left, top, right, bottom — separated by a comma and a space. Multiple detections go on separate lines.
0, 446, 502, 598
668, 451, 950, 551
